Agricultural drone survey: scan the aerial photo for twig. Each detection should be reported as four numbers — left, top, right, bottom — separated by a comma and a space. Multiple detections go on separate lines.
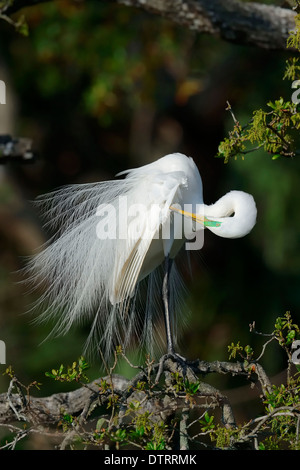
296, 414, 300, 446
255, 337, 276, 362
7, 377, 28, 422
179, 406, 190, 450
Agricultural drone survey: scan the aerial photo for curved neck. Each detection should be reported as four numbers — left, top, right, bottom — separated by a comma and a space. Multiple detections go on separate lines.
203, 190, 257, 239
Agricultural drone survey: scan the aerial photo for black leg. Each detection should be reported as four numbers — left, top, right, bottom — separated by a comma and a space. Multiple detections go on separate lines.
162, 255, 174, 355
156, 261, 192, 383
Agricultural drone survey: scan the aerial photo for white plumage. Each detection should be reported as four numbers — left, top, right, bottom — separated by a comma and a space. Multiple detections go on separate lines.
25, 153, 257, 360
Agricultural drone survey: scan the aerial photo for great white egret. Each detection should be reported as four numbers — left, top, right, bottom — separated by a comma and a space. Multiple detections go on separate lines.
25, 153, 257, 360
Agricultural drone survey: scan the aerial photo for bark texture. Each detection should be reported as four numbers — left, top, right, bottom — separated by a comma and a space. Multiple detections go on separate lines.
3, 0, 297, 50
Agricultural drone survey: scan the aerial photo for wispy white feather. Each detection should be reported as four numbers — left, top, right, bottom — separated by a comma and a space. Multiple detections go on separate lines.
23, 152, 257, 361
24, 157, 189, 360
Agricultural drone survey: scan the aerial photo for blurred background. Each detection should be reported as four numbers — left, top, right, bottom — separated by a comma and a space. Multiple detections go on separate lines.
0, 0, 299, 447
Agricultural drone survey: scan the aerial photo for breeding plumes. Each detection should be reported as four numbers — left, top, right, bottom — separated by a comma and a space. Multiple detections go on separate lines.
25, 153, 257, 360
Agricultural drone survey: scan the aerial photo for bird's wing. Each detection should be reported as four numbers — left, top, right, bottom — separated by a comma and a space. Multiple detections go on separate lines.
110, 236, 151, 305
25, 165, 189, 356
109, 171, 187, 305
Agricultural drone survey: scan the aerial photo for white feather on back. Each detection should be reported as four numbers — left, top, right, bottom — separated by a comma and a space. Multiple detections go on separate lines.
24, 162, 189, 360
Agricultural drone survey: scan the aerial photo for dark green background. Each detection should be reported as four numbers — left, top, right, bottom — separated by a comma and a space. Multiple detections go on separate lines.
0, 0, 299, 448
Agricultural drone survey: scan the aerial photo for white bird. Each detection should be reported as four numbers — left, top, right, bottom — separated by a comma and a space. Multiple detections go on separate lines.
25, 153, 257, 361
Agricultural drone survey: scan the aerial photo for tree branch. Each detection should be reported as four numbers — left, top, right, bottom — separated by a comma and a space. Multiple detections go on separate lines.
0, 374, 129, 425
2, 0, 50, 15
115, 0, 296, 50
0, 359, 271, 426
4, 0, 297, 51
0, 135, 36, 164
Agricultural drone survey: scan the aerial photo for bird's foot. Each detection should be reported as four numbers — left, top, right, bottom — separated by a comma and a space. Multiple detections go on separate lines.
155, 350, 195, 384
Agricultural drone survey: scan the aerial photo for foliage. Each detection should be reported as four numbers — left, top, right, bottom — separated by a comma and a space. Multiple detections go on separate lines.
217, 12, 300, 162
5, 1, 192, 127
45, 356, 89, 383
0, 1, 29, 36
1, 314, 300, 450
167, 312, 300, 451
287, 12, 300, 51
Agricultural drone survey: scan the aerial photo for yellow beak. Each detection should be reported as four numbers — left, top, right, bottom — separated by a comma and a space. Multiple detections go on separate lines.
170, 205, 221, 227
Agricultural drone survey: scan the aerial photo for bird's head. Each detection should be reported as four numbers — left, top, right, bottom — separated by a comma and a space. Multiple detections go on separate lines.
171, 190, 257, 239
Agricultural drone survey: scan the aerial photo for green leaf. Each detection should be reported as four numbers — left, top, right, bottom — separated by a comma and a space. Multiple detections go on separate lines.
15, 15, 29, 37
96, 418, 106, 431
286, 330, 296, 344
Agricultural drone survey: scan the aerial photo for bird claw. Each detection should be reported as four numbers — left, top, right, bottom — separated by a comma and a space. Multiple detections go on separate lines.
155, 351, 191, 383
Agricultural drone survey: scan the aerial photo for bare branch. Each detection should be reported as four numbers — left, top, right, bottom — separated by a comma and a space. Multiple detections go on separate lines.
115, 0, 296, 50
0, 374, 129, 425
0, 358, 270, 426
0, 135, 36, 164
3, 0, 297, 51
